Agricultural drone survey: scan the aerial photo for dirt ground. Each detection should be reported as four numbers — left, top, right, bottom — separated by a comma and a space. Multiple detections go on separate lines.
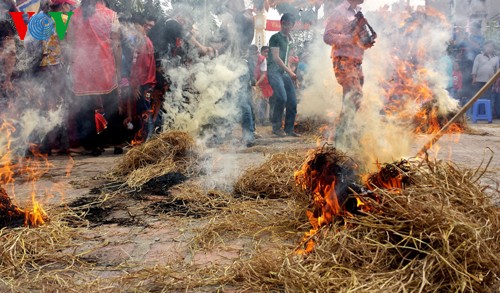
3, 119, 500, 292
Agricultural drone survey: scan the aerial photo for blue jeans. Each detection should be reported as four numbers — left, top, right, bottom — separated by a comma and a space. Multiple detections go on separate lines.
267, 71, 297, 133
238, 79, 255, 142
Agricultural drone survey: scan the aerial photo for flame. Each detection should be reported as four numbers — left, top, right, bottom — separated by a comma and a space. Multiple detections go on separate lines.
381, 9, 465, 135
294, 148, 374, 254
0, 121, 49, 227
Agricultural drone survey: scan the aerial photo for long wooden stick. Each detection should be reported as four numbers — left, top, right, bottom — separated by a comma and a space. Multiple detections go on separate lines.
417, 68, 500, 156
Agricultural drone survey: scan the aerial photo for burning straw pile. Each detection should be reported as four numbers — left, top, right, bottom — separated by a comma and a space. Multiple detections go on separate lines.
228, 149, 500, 292
112, 131, 199, 188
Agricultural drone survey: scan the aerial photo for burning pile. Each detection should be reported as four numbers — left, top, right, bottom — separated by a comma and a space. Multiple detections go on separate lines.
0, 122, 49, 228
275, 147, 500, 291
112, 131, 199, 188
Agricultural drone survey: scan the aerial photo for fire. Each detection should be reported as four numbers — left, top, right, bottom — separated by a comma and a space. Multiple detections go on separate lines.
0, 121, 49, 227
381, 9, 465, 135
294, 147, 374, 254
294, 148, 413, 254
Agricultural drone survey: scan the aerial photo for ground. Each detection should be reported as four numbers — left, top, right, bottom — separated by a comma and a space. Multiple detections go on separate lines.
2, 119, 500, 292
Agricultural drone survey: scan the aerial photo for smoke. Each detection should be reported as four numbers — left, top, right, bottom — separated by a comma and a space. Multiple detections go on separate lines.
296, 4, 458, 170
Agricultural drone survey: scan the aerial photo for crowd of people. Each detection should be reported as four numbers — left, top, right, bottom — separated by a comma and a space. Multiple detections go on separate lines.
1, 0, 499, 157
448, 24, 500, 118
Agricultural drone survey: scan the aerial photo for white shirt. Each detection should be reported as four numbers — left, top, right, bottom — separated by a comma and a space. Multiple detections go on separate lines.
472, 53, 500, 82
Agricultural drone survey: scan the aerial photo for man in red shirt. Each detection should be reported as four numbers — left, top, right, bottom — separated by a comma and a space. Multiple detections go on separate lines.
130, 15, 157, 143
323, 0, 375, 148
67, 0, 122, 155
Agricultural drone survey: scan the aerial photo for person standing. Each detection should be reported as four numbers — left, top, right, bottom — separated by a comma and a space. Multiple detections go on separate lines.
267, 12, 300, 137
255, 45, 273, 125
130, 15, 157, 144
471, 41, 499, 105
66, 0, 122, 155
323, 0, 375, 108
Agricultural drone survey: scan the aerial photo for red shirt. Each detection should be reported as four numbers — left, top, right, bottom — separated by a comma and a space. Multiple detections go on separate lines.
70, 3, 119, 96
130, 36, 156, 87
323, 0, 364, 61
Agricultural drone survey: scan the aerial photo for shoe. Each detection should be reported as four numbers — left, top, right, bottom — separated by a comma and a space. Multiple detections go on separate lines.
272, 129, 286, 137
286, 132, 301, 137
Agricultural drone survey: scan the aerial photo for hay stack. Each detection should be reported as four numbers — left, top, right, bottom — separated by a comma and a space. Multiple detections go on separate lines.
230, 160, 500, 292
233, 152, 307, 199
113, 131, 198, 188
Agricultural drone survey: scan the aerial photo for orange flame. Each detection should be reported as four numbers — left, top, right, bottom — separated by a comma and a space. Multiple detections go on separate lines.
0, 122, 49, 227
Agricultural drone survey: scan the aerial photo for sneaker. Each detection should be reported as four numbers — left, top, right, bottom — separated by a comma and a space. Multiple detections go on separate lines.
272, 129, 286, 137
286, 131, 301, 137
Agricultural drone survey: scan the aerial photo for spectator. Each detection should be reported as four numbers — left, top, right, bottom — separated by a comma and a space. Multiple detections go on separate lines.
452, 61, 462, 101
130, 15, 157, 144
66, 0, 122, 156
38, 0, 75, 155
255, 45, 273, 125
267, 13, 300, 137
471, 41, 499, 105
0, 0, 18, 100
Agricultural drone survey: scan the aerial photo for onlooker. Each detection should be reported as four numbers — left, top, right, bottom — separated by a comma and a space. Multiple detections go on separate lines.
254, 45, 273, 125
38, 0, 75, 155
66, 0, 122, 155
267, 12, 300, 137
0, 0, 18, 100
471, 41, 499, 104
452, 61, 462, 101
130, 15, 157, 144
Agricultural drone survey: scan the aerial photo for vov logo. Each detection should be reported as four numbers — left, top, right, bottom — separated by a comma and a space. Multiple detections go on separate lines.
9, 12, 73, 41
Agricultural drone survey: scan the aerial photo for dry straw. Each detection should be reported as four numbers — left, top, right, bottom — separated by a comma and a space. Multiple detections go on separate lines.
233, 152, 307, 199
112, 131, 198, 187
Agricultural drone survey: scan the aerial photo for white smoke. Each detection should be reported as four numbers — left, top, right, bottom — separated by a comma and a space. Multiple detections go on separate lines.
296, 4, 459, 170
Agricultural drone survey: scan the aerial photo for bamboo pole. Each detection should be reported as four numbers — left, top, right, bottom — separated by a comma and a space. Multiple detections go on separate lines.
417, 68, 500, 156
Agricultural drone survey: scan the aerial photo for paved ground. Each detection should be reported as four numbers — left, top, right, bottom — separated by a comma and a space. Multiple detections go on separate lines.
3, 119, 499, 288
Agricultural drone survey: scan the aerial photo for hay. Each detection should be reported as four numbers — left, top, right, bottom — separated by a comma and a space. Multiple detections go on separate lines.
112, 131, 199, 188
293, 117, 330, 136
233, 152, 307, 199
0, 207, 102, 292
226, 160, 500, 292
150, 183, 233, 218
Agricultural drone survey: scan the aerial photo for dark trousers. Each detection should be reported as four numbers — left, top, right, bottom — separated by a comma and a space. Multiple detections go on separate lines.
69, 90, 122, 150
267, 71, 297, 133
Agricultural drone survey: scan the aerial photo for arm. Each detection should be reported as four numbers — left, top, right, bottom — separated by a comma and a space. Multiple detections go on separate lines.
271, 47, 296, 80
323, 15, 355, 47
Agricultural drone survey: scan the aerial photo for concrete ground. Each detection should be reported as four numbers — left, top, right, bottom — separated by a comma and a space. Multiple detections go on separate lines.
3, 119, 499, 289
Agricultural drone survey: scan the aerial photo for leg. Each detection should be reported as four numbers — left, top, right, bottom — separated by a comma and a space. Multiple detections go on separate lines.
282, 73, 297, 134
267, 72, 286, 133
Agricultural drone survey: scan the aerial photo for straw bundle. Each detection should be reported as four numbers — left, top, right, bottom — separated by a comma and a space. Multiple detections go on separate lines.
112, 131, 198, 188
233, 152, 307, 199
228, 160, 500, 292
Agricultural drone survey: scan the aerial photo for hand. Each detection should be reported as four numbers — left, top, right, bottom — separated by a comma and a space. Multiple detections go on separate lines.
288, 71, 297, 81
123, 116, 132, 127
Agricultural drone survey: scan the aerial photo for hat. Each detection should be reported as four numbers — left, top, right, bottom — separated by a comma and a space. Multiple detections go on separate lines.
51, 0, 77, 6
